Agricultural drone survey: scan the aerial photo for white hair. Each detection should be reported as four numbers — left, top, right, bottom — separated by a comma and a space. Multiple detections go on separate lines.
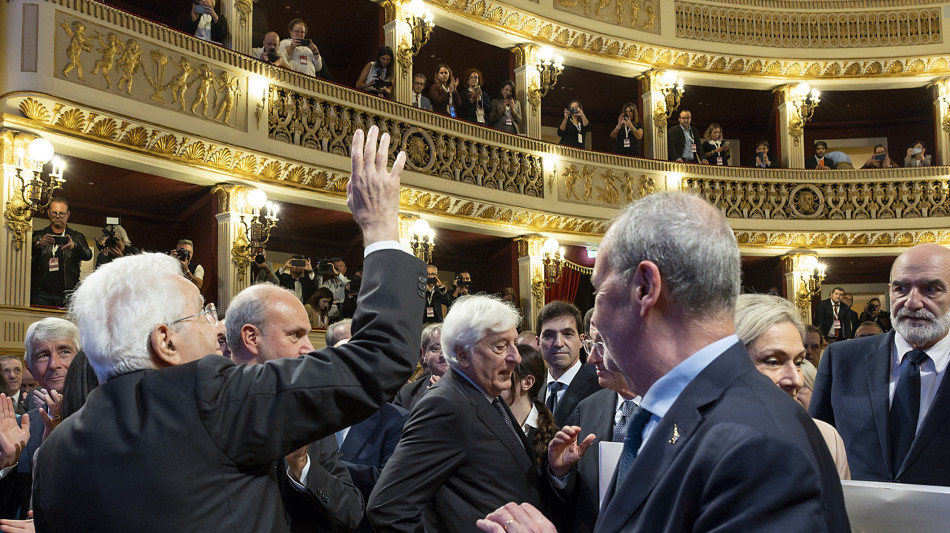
225, 283, 290, 353
734, 294, 805, 349
326, 319, 353, 347
24, 318, 81, 374
441, 295, 521, 366
68, 253, 191, 382
604, 191, 741, 317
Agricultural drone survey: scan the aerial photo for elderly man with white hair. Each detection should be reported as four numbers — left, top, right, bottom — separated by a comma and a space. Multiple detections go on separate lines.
31, 125, 427, 533
368, 294, 553, 533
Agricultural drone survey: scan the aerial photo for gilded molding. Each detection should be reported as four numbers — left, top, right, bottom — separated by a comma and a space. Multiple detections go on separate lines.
426, 0, 950, 79
675, 2, 941, 49
268, 86, 545, 198
554, 0, 659, 34
736, 230, 950, 248
515, 235, 546, 258
560, 164, 649, 206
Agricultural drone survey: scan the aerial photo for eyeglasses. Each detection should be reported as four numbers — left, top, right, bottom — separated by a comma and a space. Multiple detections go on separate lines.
49, 211, 68, 218
171, 303, 218, 327
582, 338, 607, 357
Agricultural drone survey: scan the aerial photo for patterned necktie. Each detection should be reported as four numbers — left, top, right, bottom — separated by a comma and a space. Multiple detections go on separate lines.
545, 382, 563, 413
613, 400, 638, 443
614, 406, 653, 490
890, 349, 929, 475
492, 397, 514, 431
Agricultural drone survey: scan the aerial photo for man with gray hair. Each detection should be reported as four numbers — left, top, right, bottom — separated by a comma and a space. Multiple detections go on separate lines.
326, 319, 353, 347
32, 125, 427, 532
368, 294, 552, 533
481, 191, 848, 532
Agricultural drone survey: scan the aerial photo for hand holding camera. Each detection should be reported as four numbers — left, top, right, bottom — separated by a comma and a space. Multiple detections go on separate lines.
171, 247, 191, 265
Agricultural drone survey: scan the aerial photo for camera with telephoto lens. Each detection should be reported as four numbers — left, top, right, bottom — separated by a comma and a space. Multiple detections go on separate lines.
176, 248, 191, 261
254, 253, 266, 265
266, 51, 279, 63
314, 257, 340, 276
101, 216, 122, 249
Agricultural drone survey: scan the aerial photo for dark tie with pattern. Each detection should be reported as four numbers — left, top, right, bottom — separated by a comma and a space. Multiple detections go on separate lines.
614, 406, 653, 490
613, 400, 638, 443
890, 349, 929, 476
545, 382, 563, 413
492, 397, 515, 431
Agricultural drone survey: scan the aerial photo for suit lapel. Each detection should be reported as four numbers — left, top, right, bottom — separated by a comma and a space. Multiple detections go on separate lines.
900, 351, 950, 476
340, 409, 380, 459
865, 332, 894, 475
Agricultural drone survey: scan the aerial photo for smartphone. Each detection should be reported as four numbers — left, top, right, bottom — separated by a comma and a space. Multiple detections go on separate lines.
912, 147, 923, 154
297, 38, 311, 48
874, 153, 886, 161
52, 235, 70, 245
290, 259, 306, 267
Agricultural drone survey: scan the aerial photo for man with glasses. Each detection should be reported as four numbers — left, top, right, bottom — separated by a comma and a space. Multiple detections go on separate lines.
31, 197, 92, 307
278, 18, 329, 79
31, 126, 427, 532
369, 295, 553, 533
666, 109, 703, 163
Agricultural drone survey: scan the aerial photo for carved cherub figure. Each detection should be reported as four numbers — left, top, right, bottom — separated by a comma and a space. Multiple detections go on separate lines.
116, 39, 143, 94
90, 32, 124, 88
60, 21, 94, 81
213, 71, 241, 124
190, 64, 215, 117
169, 57, 195, 110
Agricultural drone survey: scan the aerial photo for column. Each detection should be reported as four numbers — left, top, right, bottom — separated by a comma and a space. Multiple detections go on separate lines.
385, 15, 414, 106
776, 85, 804, 169
512, 45, 541, 140
515, 235, 546, 333
0, 130, 33, 307
211, 185, 250, 311
225, 0, 254, 54
783, 254, 811, 325
398, 213, 419, 253
640, 71, 667, 161
933, 78, 950, 166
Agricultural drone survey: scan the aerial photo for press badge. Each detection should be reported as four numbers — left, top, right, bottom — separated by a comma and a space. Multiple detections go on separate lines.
449, 106, 456, 118
49, 257, 60, 272
426, 306, 435, 318
476, 107, 485, 123
623, 138, 631, 148
716, 156, 723, 165
690, 143, 697, 153
577, 133, 583, 144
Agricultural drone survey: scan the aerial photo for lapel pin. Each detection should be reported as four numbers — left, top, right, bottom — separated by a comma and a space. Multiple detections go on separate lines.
669, 424, 679, 444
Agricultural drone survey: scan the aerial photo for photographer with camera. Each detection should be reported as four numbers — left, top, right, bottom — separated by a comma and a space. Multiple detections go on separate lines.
177, 0, 228, 44
449, 270, 473, 306
904, 140, 932, 167
355, 46, 394, 99
557, 100, 590, 149
861, 144, 899, 169
278, 18, 329, 79
95, 221, 139, 270
857, 297, 892, 332
31, 197, 92, 307
252, 31, 290, 69
423, 265, 448, 324
169, 239, 203, 289
459, 68, 491, 125
250, 249, 279, 284
318, 258, 349, 320
277, 255, 317, 304
340, 270, 362, 319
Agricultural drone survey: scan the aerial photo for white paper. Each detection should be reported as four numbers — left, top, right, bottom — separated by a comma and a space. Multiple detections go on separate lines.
841, 480, 950, 532
598, 441, 623, 507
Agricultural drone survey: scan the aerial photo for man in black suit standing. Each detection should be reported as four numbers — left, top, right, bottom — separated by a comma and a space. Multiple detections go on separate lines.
666, 109, 702, 163
811, 243, 950, 485
805, 140, 833, 169
814, 286, 853, 342
226, 283, 364, 532
841, 293, 861, 338
368, 295, 550, 533
32, 126, 427, 533
479, 192, 848, 533
538, 301, 601, 427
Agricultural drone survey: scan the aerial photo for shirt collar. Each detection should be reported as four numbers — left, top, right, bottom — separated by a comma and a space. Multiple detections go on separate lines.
894, 329, 950, 373
452, 367, 493, 402
614, 392, 642, 412
639, 335, 739, 419
546, 358, 582, 387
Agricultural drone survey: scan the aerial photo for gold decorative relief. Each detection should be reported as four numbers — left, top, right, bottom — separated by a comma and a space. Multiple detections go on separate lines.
736, 230, 950, 249
55, 14, 245, 129
554, 0, 659, 32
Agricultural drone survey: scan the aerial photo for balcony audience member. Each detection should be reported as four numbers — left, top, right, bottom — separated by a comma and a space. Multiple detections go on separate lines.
667, 109, 702, 163
95, 224, 139, 270
177, 0, 228, 44
319, 258, 349, 320
805, 140, 833, 170
861, 144, 899, 169
278, 255, 317, 304
904, 140, 932, 167
368, 295, 553, 533
394, 323, 445, 411
250, 250, 280, 285
226, 283, 364, 533
170, 239, 203, 289
30, 125, 426, 532
31, 197, 92, 307
734, 294, 850, 479
701, 123, 731, 166
449, 270, 472, 305
504, 344, 557, 464
305, 287, 334, 330
429, 64, 460, 117
751, 140, 779, 168
459, 68, 491, 126
423, 264, 448, 324
489, 80, 523, 135
279, 18, 329, 79
558, 100, 590, 149
610, 102, 643, 157
356, 46, 394, 99
825, 150, 853, 169
858, 297, 891, 332
253, 31, 290, 69
411, 73, 432, 110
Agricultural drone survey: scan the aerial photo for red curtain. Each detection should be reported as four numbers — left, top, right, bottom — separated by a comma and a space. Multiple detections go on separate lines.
545, 266, 583, 304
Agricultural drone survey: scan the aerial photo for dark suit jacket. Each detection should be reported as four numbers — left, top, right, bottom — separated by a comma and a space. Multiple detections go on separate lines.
542, 363, 603, 427
367, 370, 549, 533
393, 375, 429, 412
666, 125, 701, 162
341, 403, 410, 533
805, 155, 832, 169
32, 249, 426, 533
567, 388, 619, 533
277, 435, 364, 533
814, 299, 854, 340
594, 343, 849, 533
810, 331, 950, 485
278, 271, 318, 304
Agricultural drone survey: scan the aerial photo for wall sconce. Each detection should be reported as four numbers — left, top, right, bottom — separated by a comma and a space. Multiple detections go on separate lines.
653, 70, 685, 123
3, 137, 66, 249
787, 82, 821, 145
787, 252, 826, 319
409, 218, 436, 263
526, 46, 564, 111
232, 188, 279, 278
936, 80, 950, 134
530, 237, 565, 306
402, 0, 434, 56
249, 75, 269, 129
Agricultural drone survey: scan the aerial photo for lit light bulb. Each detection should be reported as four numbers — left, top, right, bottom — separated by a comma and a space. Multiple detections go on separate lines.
28, 138, 55, 164
247, 188, 268, 210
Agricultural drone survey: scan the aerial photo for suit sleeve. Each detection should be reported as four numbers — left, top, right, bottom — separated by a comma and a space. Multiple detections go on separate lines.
198, 249, 426, 467
667, 129, 677, 160
809, 343, 836, 426
366, 393, 465, 533
279, 436, 364, 532
344, 406, 410, 499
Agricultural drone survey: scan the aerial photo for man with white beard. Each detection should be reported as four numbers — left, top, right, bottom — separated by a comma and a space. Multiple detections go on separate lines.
811, 243, 950, 485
